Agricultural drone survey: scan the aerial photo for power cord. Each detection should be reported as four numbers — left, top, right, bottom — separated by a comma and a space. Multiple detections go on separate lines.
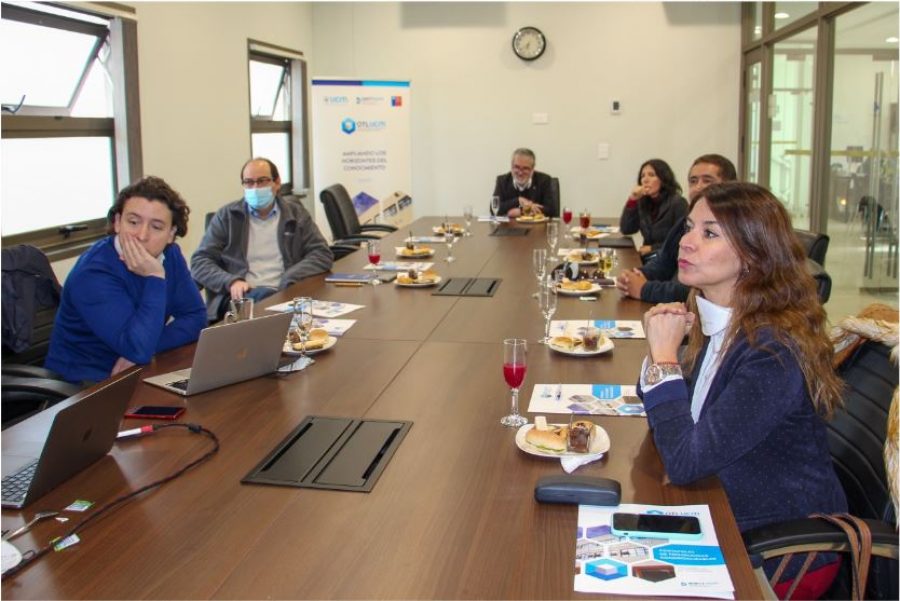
2, 422, 219, 579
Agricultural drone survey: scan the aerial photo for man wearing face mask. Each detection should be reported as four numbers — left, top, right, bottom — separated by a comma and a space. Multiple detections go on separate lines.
191, 158, 333, 322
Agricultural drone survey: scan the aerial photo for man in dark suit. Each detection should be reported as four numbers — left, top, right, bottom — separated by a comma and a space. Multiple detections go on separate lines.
492, 148, 557, 217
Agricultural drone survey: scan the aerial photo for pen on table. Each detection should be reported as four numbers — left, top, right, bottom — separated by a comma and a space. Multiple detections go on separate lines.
335, 282, 363, 287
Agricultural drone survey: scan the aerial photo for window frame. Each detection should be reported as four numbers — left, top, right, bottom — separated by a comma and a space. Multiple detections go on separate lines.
247, 40, 308, 197
1, 2, 141, 261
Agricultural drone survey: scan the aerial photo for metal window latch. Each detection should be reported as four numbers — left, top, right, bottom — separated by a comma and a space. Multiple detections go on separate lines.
58, 224, 88, 239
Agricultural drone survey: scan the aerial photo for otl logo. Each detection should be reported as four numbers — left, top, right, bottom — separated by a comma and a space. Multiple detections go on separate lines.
236, 348, 249, 361
341, 118, 356, 135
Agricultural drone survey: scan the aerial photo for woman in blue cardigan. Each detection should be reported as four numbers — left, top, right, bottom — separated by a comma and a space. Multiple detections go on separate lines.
638, 182, 846, 599
46, 176, 206, 384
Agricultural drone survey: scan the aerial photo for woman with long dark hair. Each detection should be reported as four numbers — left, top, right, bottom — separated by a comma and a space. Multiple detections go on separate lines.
619, 158, 688, 260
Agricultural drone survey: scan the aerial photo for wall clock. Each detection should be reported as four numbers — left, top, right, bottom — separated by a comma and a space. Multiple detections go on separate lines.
512, 26, 546, 61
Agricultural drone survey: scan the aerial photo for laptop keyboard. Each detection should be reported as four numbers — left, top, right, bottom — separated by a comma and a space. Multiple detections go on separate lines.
169, 379, 190, 391
2, 460, 39, 505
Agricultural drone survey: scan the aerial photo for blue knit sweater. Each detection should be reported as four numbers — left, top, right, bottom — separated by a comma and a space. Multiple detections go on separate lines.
639, 330, 847, 532
46, 237, 206, 383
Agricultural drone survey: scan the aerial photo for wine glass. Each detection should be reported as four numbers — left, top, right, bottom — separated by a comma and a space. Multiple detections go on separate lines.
501, 338, 528, 427
537, 279, 557, 345
546, 221, 559, 257
291, 296, 315, 365
444, 229, 456, 263
562, 206, 573, 236
532, 248, 547, 298
490, 195, 500, 223
366, 240, 382, 286
579, 209, 592, 231
463, 205, 474, 237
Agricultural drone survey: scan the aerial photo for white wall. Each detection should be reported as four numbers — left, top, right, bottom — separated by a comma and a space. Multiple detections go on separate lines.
311, 2, 741, 221
52, 1, 740, 281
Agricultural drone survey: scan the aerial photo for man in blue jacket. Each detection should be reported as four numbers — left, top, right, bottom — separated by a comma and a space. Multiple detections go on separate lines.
46, 176, 207, 384
191, 158, 333, 321
616, 154, 737, 303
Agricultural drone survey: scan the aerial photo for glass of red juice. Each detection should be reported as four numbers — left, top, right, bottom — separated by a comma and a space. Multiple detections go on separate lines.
501, 338, 528, 427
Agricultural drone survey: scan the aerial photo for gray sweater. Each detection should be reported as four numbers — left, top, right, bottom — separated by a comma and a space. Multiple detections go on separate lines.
191, 197, 333, 321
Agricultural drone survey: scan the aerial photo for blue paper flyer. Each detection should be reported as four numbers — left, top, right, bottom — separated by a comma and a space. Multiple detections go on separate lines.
527, 384, 644, 417
266, 300, 365, 318
575, 503, 734, 599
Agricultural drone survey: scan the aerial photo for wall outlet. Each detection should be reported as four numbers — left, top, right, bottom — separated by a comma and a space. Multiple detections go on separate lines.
610, 100, 621, 115
532, 112, 549, 124
597, 143, 610, 160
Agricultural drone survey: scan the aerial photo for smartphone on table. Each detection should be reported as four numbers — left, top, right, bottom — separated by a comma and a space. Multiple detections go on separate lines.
123, 405, 185, 420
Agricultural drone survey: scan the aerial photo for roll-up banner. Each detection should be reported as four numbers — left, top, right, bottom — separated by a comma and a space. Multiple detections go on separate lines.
311, 79, 413, 238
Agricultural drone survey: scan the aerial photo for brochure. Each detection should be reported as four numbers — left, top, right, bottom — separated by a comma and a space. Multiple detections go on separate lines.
364, 261, 433, 272
477, 216, 511, 223
550, 320, 645, 339
323, 273, 372, 283
528, 384, 643, 416
575, 503, 734, 599
405, 236, 445, 244
289, 317, 356, 337
266, 300, 364, 318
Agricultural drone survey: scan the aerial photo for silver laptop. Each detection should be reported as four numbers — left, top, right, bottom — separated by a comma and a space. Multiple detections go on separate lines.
1, 368, 141, 509
143, 311, 292, 396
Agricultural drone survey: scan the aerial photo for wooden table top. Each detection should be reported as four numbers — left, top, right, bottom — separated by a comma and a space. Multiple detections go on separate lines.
1, 217, 760, 599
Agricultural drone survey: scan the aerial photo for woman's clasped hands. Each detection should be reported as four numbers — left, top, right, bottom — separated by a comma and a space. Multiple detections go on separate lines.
644, 302, 695, 363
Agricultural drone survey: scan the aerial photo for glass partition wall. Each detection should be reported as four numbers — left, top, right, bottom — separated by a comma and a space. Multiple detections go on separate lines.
740, 2, 899, 319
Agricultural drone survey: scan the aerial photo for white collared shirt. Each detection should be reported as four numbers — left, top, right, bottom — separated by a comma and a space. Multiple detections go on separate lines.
512, 174, 532, 192
690, 296, 733, 422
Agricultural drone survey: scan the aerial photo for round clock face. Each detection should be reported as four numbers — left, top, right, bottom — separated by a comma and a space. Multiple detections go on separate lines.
512, 26, 546, 61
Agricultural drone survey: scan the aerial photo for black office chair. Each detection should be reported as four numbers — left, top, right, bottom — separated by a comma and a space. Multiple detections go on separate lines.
806, 258, 832, 304
547, 177, 560, 218
794, 229, 830, 267
319, 183, 397, 244
742, 335, 898, 599
2, 245, 82, 428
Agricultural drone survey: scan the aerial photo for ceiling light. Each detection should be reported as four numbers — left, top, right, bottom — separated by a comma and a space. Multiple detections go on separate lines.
887, 36, 899, 44
774, 12, 790, 20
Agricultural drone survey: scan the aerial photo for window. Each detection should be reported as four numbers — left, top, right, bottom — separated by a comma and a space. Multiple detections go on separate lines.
248, 41, 307, 195
1, 2, 140, 260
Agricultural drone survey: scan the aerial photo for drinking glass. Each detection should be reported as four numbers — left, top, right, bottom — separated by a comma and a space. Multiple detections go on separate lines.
532, 248, 547, 298
579, 209, 592, 230
366, 240, 382, 286
537, 279, 557, 344
291, 296, 315, 365
463, 205, 474, 237
490, 195, 500, 223
444, 229, 456, 263
501, 338, 528, 427
224, 297, 254, 324
562, 206, 573, 239
600, 249, 615, 276
546, 221, 559, 256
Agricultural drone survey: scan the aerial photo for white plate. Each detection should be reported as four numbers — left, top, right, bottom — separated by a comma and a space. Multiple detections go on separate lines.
557, 283, 603, 296
395, 275, 443, 288
517, 215, 549, 224
547, 336, 614, 356
564, 253, 600, 266
431, 226, 464, 235
515, 423, 611, 457
283, 336, 337, 356
396, 249, 436, 259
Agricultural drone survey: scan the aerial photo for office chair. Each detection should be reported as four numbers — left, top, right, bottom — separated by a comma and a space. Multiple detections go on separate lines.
742, 334, 898, 599
794, 229, 830, 267
806, 258, 832, 304
319, 183, 397, 244
547, 177, 560, 218
2, 245, 82, 428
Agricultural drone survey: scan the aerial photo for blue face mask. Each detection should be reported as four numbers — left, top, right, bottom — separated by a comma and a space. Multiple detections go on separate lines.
245, 187, 275, 210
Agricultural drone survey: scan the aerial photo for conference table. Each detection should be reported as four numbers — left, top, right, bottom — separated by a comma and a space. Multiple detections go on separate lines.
1, 217, 762, 599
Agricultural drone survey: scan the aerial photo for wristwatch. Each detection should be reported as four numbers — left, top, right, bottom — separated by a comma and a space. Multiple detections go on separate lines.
645, 362, 682, 385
